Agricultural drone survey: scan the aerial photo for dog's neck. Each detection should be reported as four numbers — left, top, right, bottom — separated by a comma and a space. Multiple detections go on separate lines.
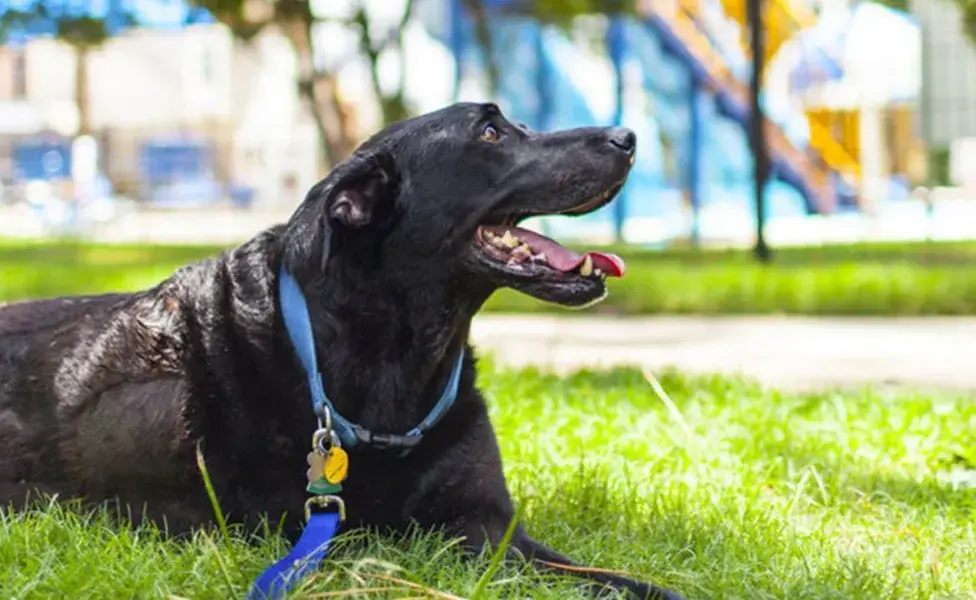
281, 260, 490, 436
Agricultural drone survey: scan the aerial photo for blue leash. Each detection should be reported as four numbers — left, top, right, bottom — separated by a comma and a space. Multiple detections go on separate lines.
247, 510, 341, 600
247, 266, 465, 599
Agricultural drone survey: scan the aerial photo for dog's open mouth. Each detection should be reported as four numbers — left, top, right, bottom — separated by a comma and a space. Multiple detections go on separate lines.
474, 226, 625, 279
468, 182, 627, 307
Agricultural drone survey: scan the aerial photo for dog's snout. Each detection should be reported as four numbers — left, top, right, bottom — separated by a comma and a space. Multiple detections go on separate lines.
607, 127, 636, 155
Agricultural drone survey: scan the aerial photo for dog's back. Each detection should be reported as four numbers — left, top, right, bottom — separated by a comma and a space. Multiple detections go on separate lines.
0, 294, 131, 333
0, 294, 131, 375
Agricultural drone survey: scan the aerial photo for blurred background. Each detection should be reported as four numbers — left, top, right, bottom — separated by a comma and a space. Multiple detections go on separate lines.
1, 0, 975, 388
0, 0, 974, 244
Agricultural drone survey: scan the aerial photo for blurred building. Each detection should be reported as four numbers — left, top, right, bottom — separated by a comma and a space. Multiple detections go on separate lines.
911, 0, 976, 188
0, 23, 321, 207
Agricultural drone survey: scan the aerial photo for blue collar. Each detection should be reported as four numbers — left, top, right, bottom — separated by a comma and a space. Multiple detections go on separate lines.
277, 266, 465, 452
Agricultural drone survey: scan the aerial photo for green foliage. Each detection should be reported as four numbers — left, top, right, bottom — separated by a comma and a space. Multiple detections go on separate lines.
189, 0, 267, 40
523, 0, 635, 24
0, 1, 135, 48
2, 366, 975, 598
3, 239, 975, 316
874, 0, 910, 12
960, 0, 976, 45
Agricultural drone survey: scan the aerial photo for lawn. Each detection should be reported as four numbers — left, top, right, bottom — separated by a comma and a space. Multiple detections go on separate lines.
2, 364, 974, 599
2, 238, 975, 315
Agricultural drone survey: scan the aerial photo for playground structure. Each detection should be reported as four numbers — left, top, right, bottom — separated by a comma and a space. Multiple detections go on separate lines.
417, 0, 924, 242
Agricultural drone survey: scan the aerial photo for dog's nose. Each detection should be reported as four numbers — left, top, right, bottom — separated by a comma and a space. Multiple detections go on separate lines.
607, 127, 636, 155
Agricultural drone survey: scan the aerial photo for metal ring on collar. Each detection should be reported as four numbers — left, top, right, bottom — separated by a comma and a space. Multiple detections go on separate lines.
312, 428, 341, 455
305, 495, 346, 522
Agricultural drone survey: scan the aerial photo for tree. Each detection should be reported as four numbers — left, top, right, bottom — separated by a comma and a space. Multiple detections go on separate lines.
0, 3, 135, 136
188, 0, 419, 168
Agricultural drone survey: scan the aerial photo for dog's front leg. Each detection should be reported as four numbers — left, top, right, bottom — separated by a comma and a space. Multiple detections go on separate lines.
460, 520, 685, 600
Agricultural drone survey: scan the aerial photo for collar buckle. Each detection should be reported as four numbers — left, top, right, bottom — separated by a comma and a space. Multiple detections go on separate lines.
354, 429, 424, 452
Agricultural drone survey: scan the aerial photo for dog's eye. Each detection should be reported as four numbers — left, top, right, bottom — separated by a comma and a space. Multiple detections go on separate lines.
481, 124, 501, 143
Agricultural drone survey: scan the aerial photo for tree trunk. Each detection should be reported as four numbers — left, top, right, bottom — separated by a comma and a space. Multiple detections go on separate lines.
464, 0, 499, 95
75, 45, 92, 136
354, 0, 414, 127
279, 16, 356, 170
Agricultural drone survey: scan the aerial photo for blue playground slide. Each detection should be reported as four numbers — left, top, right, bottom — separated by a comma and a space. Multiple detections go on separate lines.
417, 0, 822, 241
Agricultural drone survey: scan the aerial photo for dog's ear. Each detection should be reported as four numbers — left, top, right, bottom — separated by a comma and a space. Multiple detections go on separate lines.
327, 152, 398, 229
281, 151, 398, 279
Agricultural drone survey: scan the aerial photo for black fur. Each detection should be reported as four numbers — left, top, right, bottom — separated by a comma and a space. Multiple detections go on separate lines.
0, 103, 682, 600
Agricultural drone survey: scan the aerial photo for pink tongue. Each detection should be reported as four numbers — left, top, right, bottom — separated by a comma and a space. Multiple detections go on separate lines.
479, 226, 626, 277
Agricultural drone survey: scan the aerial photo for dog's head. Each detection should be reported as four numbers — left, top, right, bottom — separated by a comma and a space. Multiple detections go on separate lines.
282, 102, 635, 308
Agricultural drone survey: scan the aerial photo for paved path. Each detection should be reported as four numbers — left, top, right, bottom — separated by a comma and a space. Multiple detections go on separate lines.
470, 315, 976, 393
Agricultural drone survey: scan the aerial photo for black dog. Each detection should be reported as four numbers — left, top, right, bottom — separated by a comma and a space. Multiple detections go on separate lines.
0, 103, 682, 600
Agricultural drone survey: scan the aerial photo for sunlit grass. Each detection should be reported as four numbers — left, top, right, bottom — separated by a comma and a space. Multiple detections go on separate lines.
3, 364, 974, 599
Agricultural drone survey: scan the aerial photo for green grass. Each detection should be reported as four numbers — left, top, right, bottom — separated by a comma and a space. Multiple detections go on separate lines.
3, 364, 975, 599
2, 238, 975, 315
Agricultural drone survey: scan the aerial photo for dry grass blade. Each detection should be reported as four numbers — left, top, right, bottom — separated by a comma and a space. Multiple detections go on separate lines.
643, 369, 696, 442
309, 586, 402, 598
360, 572, 469, 600
538, 560, 637, 578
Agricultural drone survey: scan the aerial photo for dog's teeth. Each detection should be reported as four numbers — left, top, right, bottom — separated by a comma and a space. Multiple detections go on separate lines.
579, 255, 593, 277
594, 268, 603, 277
492, 236, 508, 249
629, 155, 635, 165
532, 252, 547, 263
506, 258, 523, 270
501, 230, 519, 248
511, 244, 533, 261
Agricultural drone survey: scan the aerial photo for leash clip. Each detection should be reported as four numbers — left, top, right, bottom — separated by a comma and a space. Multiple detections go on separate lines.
305, 495, 346, 522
